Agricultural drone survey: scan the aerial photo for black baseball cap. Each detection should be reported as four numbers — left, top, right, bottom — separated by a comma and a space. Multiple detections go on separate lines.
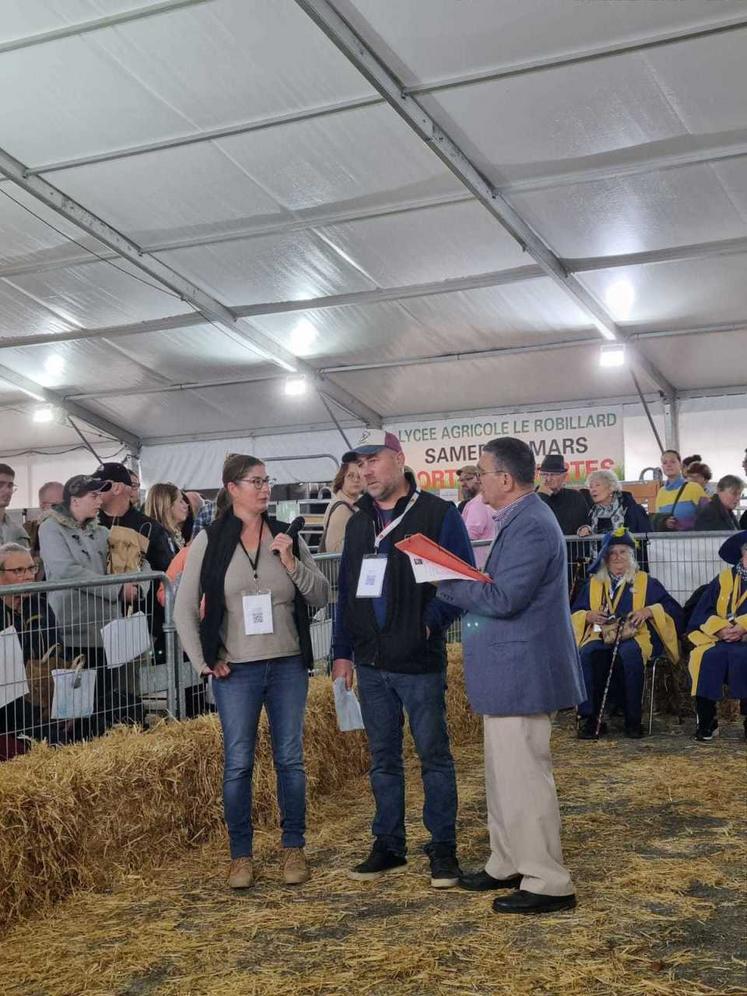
92, 462, 133, 486
63, 475, 112, 502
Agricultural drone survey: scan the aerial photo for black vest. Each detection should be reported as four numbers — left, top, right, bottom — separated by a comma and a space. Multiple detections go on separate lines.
342, 487, 451, 674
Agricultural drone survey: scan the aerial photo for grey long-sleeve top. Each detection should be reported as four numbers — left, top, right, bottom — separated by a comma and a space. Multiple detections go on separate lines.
174, 528, 329, 675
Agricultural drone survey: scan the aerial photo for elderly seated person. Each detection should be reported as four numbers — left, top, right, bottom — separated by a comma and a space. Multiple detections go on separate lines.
576, 470, 650, 537
572, 529, 682, 738
687, 531, 747, 742
0, 543, 59, 746
694, 475, 744, 532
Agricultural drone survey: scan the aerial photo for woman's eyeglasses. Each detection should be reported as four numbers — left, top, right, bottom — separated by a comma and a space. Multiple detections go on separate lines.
237, 476, 276, 491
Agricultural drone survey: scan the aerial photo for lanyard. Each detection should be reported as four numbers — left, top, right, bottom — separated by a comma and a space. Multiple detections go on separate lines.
239, 519, 264, 581
604, 578, 627, 616
373, 490, 420, 552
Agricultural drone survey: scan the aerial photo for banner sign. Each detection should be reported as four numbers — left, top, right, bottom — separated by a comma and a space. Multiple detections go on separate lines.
388, 407, 624, 491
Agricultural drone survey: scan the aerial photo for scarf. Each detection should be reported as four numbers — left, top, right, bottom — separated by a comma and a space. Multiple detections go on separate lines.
737, 562, 747, 584
198, 510, 243, 667
590, 491, 625, 534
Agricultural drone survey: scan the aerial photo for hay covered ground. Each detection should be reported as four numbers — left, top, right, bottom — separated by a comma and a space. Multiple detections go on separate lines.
1, 691, 745, 994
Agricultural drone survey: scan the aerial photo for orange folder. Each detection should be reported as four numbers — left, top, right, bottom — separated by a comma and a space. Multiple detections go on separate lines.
395, 533, 491, 583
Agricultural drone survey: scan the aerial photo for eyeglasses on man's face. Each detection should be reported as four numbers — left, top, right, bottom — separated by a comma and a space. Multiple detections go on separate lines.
237, 476, 276, 491
475, 468, 507, 479
2, 564, 35, 577
0, 480, 18, 492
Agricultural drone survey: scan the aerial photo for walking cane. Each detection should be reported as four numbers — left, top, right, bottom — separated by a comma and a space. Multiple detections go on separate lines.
594, 617, 625, 740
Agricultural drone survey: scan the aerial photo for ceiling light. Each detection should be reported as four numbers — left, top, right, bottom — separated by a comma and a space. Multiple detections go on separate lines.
32, 406, 55, 422
604, 279, 635, 320
45, 354, 65, 376
284, 376, 307, 397
599, 344, 626, 368
290, 319, 318, 356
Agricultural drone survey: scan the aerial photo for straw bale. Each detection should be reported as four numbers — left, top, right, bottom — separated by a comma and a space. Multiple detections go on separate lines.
0, 652, 473, 934
0, 703, 744, 996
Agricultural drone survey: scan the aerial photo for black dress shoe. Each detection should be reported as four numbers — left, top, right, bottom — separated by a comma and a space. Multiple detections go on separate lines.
492, 890, 577, 915
624, 723, 644, 739
458, 870, 521, 891
577, 718, 607, 740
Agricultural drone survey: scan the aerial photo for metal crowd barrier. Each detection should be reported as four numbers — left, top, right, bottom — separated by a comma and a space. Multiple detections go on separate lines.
0, 532, 736, 753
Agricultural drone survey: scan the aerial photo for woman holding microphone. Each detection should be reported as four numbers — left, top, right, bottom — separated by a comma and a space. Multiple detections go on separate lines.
174, 454, 329, 889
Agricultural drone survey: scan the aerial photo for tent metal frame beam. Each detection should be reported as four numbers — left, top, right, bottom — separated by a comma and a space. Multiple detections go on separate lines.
142, 386, 747, 449
1, 243, 745, 355
56, 320, 746, 403
0, 144, 383, 428
0, 0, 213, 55
0, 362, 141, 450
405, 13, 747, 96
14, 14, 747, 180
295, 0, 676, 400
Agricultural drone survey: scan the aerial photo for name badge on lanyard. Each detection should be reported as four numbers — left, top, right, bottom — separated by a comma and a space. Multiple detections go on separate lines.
356, 555, 387, 598
242, 590, 274, 635
239, 521, 274, 634
355, 491, 419, 599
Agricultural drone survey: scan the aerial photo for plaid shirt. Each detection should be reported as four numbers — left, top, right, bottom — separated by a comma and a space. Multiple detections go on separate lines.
190, 500, 216, 540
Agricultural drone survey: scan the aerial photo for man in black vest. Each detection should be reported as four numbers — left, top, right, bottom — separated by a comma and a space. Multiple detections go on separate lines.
332, 430, 474, 888
537, 455, 590, 536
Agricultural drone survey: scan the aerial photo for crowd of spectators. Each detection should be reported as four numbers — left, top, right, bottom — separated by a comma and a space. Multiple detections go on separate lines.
0, 444, 745, 759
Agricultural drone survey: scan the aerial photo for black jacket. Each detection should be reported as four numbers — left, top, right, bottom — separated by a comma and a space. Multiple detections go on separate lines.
694, 494, 739, 532
335, 488, 463, 674
539, 487, 590, 536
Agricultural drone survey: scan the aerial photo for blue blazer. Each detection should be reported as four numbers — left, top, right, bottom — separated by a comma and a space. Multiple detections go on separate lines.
438, 493, 586, 716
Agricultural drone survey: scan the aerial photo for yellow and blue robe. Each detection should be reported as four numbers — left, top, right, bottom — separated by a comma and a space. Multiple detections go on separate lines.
687, 568, 747, 701
571, 573, 682, 722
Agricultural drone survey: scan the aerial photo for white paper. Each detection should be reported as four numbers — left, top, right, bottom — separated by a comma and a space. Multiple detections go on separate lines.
50, 667, 96, 719
332, 677, 365, 732
101, 612, 151, 669
0, 626, 29, 708
356, 555, 387, 598
406, 554, 479, 584
242, 591, 274, 635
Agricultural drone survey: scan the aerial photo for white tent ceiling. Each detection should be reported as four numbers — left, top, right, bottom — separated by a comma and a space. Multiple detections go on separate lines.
1, 0, 746, 457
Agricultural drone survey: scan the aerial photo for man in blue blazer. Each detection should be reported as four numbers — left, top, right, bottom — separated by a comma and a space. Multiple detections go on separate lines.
438, 437, 585, 914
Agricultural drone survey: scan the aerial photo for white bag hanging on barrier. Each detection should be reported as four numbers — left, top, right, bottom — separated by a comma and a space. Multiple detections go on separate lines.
332, 677, 365, 732
0, 626, 29, 709
50, 658, 96, 720
101, 610, 151, 669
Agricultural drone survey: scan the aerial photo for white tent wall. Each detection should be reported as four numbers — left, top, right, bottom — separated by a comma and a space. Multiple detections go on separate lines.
134, 392, 746, 495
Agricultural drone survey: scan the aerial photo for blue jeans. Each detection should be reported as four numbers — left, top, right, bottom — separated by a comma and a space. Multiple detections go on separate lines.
355, 665, 457, 856
212, 656, 308, 858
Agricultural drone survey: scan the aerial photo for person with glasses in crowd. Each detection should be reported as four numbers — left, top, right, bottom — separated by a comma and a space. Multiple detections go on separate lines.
456, 465, 480, 513
174, 454, 329, 891
0, 464, 30, 548
319, 456, 364, 554
0, 542, 61, 753
456, 463, 496, 568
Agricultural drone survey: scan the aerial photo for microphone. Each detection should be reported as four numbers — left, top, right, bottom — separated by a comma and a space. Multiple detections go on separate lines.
273, 516, 306, 554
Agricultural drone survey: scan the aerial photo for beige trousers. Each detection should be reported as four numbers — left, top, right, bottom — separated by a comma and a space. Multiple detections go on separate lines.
483, 713, 574, 897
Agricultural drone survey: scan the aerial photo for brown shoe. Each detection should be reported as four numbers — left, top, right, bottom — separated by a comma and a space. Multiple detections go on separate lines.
283, 847, 310, 885
228, 857, 254, 889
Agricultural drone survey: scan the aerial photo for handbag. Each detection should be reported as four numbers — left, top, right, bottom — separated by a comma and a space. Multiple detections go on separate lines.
25, 643, 69, 721
0, 625, 29, 709
601, 614, 640, 645
100, 607, 151, 669
50, 656, 95, 720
